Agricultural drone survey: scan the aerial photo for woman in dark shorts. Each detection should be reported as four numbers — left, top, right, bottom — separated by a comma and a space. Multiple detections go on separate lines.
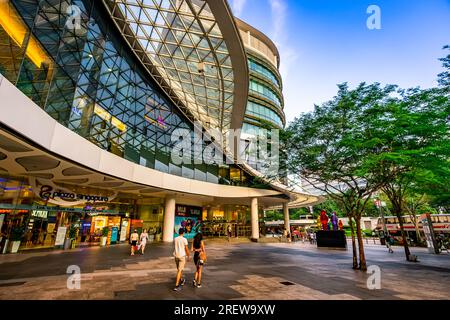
191, 233, 206, 288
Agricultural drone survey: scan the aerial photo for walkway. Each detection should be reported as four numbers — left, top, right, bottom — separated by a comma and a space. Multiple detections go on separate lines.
0, 241, 449, 300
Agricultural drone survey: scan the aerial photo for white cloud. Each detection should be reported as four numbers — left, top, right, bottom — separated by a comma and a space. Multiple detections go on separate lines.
267, 0, 298, 81
267, 0, 300, 122
229, 0, 248, 17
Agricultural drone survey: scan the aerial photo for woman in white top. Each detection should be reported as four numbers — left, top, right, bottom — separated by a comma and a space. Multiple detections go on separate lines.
139, 229, 149, 255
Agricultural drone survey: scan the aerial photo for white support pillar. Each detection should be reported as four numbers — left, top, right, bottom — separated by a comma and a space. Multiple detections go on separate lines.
162, 195, 176, 242
283, 202, 290, 233
251, 197, 259, 240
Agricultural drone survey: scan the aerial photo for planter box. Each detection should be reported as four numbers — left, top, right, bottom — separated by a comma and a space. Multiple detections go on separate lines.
316, 231, 347, 249
100, 237, 107, 247
9, 241, 21, 254
155, 234, 161, 242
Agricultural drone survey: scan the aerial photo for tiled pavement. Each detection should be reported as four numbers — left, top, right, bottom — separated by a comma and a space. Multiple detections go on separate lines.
0, 240, 449, 300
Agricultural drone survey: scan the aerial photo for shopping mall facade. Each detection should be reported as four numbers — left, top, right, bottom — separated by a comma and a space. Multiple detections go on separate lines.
0, 0, 320, 252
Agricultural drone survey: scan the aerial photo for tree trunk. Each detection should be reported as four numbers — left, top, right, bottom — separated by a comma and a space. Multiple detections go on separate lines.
348, 216, 358, 269
397, 213, 412, 261
355, 216, 367, 271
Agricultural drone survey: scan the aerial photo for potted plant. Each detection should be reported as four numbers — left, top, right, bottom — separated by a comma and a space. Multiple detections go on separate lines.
69, 226, 79, 249
9, 226, 25, 254
100, 227, 109, 246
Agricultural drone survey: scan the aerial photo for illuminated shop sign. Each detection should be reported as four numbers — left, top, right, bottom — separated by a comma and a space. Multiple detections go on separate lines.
39, 185, 110, 203
0, 209, 28, 214
31, 210, 48, 219
175, 205, 202, 217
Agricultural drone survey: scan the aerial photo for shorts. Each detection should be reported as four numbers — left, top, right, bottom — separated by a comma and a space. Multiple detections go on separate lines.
131, 240, 137, 246
194, 252, 203, 266
175, 256, 186, 271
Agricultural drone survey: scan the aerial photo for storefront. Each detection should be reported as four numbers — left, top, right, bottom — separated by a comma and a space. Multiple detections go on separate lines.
0, 174, 138, 253
200, 205, 252, 238
86, 213, 127, 245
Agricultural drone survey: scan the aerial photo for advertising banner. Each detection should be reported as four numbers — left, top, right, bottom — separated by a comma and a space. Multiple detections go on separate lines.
174, 205, 203, 240
55, 227, 67, 246
120, 220, 129, 242
111, 227, 118, 243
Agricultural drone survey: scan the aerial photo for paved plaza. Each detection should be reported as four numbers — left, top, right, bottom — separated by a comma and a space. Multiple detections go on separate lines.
0, 240, 449, 300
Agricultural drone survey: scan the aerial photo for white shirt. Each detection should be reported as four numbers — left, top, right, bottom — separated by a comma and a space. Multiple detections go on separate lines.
140, 232, 148, 244
174, 235, 188, 258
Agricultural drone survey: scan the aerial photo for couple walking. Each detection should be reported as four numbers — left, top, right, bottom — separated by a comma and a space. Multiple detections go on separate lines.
173, 228, 206, 291
130, 229, 149, 256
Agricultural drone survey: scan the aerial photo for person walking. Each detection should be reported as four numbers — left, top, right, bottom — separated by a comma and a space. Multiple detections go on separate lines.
227, 224, 232, 242
191, 233, 206, 288
386, 234, 394, 253
173, 228, 190, 292
130, 229, 139, 256
139, 229, 149, 255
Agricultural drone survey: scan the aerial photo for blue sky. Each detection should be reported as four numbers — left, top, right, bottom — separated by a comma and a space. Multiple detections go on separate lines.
229, 0, 450, 123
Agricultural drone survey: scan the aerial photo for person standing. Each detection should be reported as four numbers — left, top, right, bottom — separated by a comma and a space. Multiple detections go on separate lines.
173, 228, 190, 291
130, 229, 139, 256
311, 232, 316, 245
227, 224, 232, 242
139, 229, 149, 255
191, 233, 206, 288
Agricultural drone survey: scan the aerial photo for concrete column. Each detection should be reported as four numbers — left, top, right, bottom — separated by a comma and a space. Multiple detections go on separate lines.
162, 196, 176, 242
283, 203, 290, 233
251, 198, 259, 240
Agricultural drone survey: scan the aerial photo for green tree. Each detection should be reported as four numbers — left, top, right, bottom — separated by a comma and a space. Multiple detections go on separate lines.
264, 210, 283, 221
372, 48, 450, 261
438, 45, 450, 88
312, 198, 342, 217
286, 82, 398, 271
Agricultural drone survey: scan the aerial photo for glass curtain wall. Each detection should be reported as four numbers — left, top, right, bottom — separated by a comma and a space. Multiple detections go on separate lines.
0, 0, 263, 188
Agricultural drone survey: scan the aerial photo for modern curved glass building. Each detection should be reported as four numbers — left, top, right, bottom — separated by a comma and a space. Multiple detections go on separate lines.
236, 18, 286, 176
0, 0, 319, 250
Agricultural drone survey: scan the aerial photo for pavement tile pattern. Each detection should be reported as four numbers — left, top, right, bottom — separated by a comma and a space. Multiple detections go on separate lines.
0, 240, 449, 300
